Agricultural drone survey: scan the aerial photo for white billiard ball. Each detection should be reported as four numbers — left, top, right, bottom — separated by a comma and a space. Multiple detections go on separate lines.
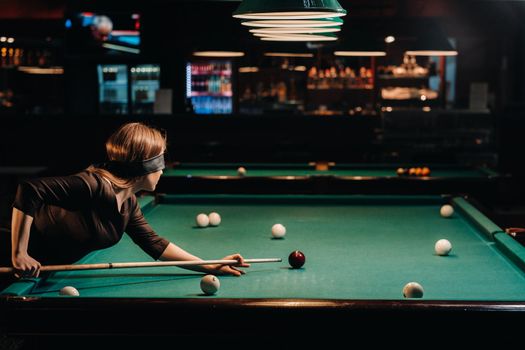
196, 213, 209, 227
200, 274, 220, 295
271, 223, 286, 238
435, 239, 452, 256
403, 282, 424, 298
59, 286, 80, 296
237, 167, 246, 176
440, 204, 454, 218
208, 212, 221, 226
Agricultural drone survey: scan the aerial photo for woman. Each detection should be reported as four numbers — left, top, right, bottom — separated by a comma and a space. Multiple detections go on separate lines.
3, 122, 249, 280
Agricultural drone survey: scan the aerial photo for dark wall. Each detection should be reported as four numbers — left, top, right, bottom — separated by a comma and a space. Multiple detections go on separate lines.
0, 114, 381, 172
59, 1, 525, 113
1, 0, 523, 177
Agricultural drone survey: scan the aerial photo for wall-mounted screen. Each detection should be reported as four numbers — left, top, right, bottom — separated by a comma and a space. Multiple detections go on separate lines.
66, 12, 141, 55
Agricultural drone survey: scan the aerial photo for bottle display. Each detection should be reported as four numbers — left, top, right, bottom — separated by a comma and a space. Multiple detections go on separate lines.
186, 61, 233, 114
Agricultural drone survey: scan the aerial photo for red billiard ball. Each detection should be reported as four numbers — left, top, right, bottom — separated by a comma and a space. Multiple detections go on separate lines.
288, 250, 305, 269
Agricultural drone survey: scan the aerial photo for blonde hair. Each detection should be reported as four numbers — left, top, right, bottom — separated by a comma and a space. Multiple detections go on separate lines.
87, 122, 167, 189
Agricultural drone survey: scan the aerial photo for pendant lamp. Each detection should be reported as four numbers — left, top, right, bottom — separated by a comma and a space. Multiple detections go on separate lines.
405, 34, 458, 56
233, 0, 347, 20
250, 27, 341, 34
257, 33, 338, 42
334, 33, 387, 57
241, 18, 344, 28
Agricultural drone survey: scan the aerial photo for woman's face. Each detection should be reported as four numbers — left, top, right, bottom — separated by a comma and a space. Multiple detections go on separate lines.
139, 169, 163, 192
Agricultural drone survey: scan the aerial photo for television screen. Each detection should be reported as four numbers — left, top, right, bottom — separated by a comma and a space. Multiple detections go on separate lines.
66, 12, 141, 55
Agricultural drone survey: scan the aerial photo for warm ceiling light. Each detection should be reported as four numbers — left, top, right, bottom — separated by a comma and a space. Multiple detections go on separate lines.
405, 50, 458, 57
242, 18, 343, 28
233, 0, 346, 20
193, 51, 245, 57
264, 52, 314, 58
239, 66, 260, 73
385, 36, 395, 44
250, 27, 340, 34
18, 66, 64, 75
257, 33, 338, 42
334, 51, 386, 57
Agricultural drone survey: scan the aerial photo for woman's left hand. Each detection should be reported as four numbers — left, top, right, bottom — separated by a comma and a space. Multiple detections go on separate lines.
209, 253, 250, 276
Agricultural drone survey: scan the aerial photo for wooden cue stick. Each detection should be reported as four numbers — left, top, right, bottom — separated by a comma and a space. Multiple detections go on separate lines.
0, 258, 282, 274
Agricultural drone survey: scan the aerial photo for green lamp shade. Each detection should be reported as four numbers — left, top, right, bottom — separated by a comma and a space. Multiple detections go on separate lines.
250, 26, 341, 34
333, 34, 387, 57
405, 35, 458, 56
404, 21, 458, 57
233, 0, 347, 19
333, 30, 386, 57
257, 33, 338, 42
241, 17, 343, 28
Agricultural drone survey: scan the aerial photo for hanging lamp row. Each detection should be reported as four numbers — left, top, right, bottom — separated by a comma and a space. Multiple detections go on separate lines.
233, 0, 347, 42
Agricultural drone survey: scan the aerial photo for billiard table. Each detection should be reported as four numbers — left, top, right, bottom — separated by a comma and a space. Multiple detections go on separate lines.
157, 162, 501, 198
1, 194, 525, 339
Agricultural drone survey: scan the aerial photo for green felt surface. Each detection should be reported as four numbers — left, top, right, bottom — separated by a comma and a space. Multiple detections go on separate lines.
163, 163, 492, 178
4, 195, 525, 301
453, 197, 503, 238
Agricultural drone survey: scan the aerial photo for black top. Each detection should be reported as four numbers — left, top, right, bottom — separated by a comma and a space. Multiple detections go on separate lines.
12, 171, 170, 265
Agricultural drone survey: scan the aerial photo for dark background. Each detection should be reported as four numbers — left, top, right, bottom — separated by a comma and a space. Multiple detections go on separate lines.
0, 0, 524, 209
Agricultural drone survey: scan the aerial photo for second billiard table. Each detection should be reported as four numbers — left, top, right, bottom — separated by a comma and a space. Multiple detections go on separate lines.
158, 162, 501, 197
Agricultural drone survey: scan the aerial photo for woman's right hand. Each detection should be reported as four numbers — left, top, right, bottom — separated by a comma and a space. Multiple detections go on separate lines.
12, 252, 41, 278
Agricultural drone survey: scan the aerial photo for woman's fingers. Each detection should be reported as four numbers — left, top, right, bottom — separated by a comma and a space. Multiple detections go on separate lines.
228, 253, 251, 268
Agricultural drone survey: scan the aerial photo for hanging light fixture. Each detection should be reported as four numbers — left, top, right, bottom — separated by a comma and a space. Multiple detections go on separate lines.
264, 52, 314, 57
405, 34, 458, 56
250, 27, 341, 34
334, 51, 386, 57
193, 51, 245, 58
404, 20, 458, 56
233, 0, 347, 20
241, 18, 344, 28
334, 33, 387, 57
234, 1, 346, 42
257, 33, 338, 42
191, 35, 246, 58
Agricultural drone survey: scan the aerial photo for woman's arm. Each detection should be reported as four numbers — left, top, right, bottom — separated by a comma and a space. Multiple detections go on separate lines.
9, 174, 95, 278
125, 197, 249, 276
159, 242, 250, 276
11, 207, 41, 278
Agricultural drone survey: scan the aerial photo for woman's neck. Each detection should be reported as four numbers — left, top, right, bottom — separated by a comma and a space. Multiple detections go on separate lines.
102, 176, 139, 212
113, 186, 136, 212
